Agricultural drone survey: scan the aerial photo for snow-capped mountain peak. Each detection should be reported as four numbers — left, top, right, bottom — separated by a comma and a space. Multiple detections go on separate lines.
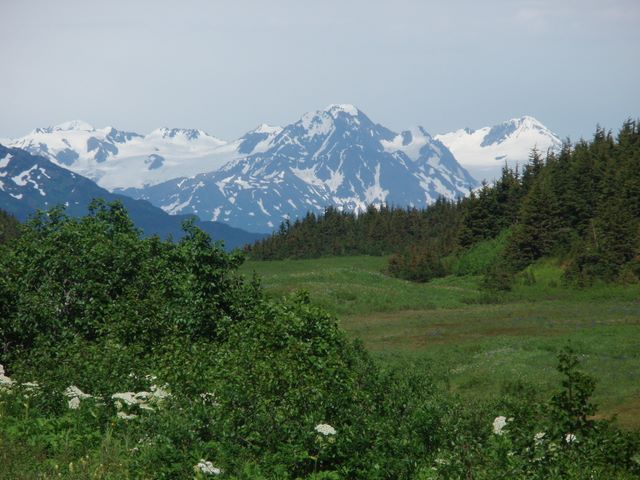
253, 123, 282, 135
4, 123, 244, 190
32, 120, 95, 134
435, 115, 561, 181
4, 107, 483, 233
147, 127, 224, 143
480, 116, 552, 147
53, 120, 95, 132
124, 106, 477, 232
298, 104, 369, 137
323, 103, 360, 117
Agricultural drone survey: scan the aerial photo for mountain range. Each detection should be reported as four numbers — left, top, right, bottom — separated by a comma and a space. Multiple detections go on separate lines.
0, 145, 265, 248
121, 105, 477, 232
4, 120, 282, 191
2, 105, 561, 234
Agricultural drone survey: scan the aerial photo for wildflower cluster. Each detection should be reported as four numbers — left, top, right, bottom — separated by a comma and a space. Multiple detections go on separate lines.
195, 460, 221, 475
64, 385, 93, 410
492, 415, 512, 435
315, 423, 337, 436
0, 365, 39, 394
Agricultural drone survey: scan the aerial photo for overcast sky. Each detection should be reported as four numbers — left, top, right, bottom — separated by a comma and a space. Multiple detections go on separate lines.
1, 0, 639, 141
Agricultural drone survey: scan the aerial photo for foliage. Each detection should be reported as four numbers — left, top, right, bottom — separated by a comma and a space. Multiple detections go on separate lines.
387, 245, 446, 282
550, 346, 597, 435
247, 200, 464, 260
0, 201, 455, 478
0, 199, 251, 363
0, 208, 20, 245
481, 259, 515, 292
453, 229, 512, 276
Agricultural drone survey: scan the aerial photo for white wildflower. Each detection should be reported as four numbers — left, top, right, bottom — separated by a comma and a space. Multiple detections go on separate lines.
113, 391, 149, 412
64, 385, 92, 400
565, 433, 577, 444
20, 381, 40, 398
68, 397, 81, 410
534, 432, 546, 445
492, 416, 509, 435
200, 392, 218, 404
111, 386, 170, 414
116, 411, 137, 420
112, 392, 139, 406
149, 384, 171, 401
315, 423, 337, 436
0, 365, 14, 389
134, 391, 152, 402
195, 460, 221, 475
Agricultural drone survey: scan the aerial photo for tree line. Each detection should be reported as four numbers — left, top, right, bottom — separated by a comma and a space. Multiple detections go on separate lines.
247, 199, 464, 260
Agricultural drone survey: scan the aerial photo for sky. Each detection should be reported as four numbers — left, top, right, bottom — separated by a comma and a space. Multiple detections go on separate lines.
1, 0, 639, 141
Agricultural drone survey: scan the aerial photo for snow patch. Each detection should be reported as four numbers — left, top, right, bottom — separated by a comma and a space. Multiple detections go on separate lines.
0, 153, 13, 169
291, 166, 324, 188
363, 164, 388, 203
12, 165, 38, 186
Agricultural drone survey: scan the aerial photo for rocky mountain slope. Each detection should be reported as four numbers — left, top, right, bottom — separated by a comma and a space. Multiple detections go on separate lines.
5, 120, 281, 190
123, 105, 477, 232
0, 145, 265, 248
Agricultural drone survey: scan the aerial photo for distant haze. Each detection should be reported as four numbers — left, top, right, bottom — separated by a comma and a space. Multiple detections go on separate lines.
1, 0, 639, 141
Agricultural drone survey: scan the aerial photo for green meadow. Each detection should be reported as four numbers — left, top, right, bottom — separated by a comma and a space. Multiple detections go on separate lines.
240, 256, 640, 428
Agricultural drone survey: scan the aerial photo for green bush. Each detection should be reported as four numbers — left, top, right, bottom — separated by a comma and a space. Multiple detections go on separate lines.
387, 245, 446, 282
0, 201, 442, 478
454, 229, 512, 276
481, 260, 515, 292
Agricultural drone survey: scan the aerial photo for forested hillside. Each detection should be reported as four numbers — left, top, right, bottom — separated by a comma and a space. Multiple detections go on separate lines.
250, 120, 640, 286
248, 200, 463, 259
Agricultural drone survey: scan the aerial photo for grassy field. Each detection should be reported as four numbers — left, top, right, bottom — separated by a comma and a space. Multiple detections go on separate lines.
240, 256, 640, 428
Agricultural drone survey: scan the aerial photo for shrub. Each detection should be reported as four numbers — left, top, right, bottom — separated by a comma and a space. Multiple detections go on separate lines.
481, 260, 515, 292
454, 229, 512, 276
387, 245, 446, 283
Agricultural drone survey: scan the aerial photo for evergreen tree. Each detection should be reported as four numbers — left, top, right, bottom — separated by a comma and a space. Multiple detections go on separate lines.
0, 209, 20, 245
